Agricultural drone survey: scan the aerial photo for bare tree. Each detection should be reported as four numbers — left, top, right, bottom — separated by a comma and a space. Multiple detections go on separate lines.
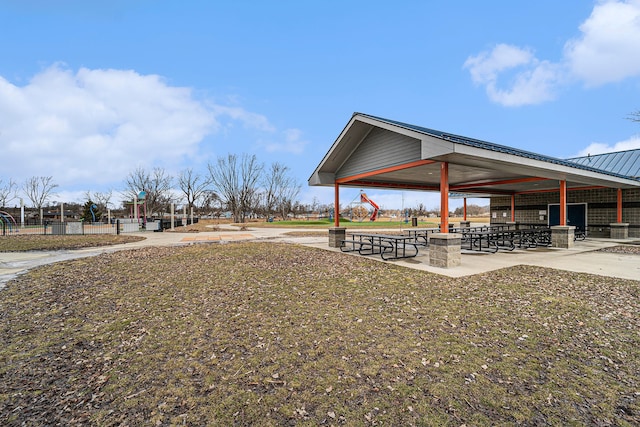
93, 190, 114, 210
123, 167, 173, 217
201, 190, 223, 217
627, 110, 640, 122
262, 162, 301, 220
208, 153, 263, 223
23, 176, 58, 210
0, 178, 17, 208
83, 189, 113, 215
177, 168, 213, 211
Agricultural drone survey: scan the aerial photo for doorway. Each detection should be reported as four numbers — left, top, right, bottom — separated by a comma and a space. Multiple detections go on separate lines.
548, 203, 587, 230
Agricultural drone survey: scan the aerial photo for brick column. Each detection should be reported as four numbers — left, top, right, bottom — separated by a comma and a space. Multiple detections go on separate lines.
551, 226, 575, 249
506, 221, 519, 230
328, 227, 346, 248
610, 223, 629, 239
429, 233, 461, 268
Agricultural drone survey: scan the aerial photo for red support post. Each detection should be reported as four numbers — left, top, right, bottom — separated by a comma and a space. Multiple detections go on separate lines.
559, 180, 567, 226
510, 194, 515, 222
440, 162, 449, 233
334, 182, 340, 227
463, 197, 467, 221
617, 188, 623, 223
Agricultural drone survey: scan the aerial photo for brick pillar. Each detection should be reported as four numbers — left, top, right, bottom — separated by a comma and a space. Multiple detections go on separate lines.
506, 221, 519, 230
551, 226, 575, 249
328, 227, 346, 248
610, 223, 629, 239
428, 233, 461, 268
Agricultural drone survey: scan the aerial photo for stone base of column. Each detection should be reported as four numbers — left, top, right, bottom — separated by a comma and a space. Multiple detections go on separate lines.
429, 233, 461, 268
610, 223, 629, 239
459, 221, 471, 228
328, 227, 346, 248
506, 221, 519, 230
551, 226, 575, 249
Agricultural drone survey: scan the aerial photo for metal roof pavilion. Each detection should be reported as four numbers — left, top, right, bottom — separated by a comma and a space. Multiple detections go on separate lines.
567, 149, 640, 179
309, 113, 640, 196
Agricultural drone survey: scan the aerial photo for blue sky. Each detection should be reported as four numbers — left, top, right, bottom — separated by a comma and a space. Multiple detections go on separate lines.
1, 0, 640, 211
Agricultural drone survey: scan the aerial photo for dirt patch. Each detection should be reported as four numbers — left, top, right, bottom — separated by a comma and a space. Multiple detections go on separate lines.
597, 245, 640, 255
0, 234, 145, 252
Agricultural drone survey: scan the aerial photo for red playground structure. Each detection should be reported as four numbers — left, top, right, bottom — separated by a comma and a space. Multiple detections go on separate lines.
360, 192, 380, 221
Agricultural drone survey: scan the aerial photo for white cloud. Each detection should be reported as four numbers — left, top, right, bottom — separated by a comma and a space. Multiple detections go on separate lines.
257, 128, 309, 154
574, 135, 640, 156
210, 104, 275, 132
465, 1, 640, 106
464, 44, 563, 106
0, 65, 215, 187
565, 0, 640, 86
0, 65, 300, 202
464, 44, 535, 85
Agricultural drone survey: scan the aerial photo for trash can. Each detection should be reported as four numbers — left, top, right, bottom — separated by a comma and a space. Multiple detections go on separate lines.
411, 217, 418, 227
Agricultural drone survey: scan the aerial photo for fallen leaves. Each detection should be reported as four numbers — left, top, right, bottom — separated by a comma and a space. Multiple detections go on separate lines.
0, 234, 144, 252
0, 242, 638, 425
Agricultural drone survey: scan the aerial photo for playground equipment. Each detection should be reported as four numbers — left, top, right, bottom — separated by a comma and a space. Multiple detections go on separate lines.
125, 191, 148, 228
89, 204, 98, 222
0, 211, 18, 234
360, 192, 380, 221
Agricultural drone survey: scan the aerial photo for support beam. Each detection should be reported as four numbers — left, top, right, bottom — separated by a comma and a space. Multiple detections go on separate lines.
510, 195, 515, 222
463, 198, 467, 221
334, 182, 340, 227
336, 179, 439, 191
336, 159, 436, 184
516, 185, 605, 195
440, 162, 449, 233
559, 180, 567, 226
617, 188, 623, 223
451, 176, 548, 191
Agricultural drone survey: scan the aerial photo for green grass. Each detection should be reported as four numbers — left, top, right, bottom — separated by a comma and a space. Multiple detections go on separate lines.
0, 242, 638, 425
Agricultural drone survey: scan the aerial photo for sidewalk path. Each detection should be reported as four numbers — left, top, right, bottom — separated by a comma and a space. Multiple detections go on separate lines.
1, 227, 639, 289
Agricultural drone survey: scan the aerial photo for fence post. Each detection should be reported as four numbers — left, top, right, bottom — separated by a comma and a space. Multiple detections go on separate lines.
116, 219, 120, 235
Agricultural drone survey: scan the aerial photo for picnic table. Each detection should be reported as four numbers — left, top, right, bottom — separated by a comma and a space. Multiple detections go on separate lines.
511, 227, 551, 248
460, 226, 552, 253
403, 228, 439, 246
460, 229, 501, 253
340, 233, 420, 260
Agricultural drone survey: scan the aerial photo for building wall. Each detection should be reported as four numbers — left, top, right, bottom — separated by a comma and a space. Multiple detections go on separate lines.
490, 188, 640, 238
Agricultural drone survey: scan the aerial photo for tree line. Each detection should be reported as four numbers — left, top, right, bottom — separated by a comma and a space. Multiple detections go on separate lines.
0, 153, 303, 223
2, 152, 492, 223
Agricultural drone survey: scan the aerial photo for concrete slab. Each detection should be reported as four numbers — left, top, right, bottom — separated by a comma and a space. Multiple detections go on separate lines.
302, 236, 640, 281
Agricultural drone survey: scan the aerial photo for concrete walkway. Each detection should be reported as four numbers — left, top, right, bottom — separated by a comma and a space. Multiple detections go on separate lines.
301, 232, 640, 281
1, 226, 639, 289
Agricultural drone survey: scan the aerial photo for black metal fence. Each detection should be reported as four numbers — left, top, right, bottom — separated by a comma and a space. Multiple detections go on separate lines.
1, 217, 200, 236
1, 221, 119, 236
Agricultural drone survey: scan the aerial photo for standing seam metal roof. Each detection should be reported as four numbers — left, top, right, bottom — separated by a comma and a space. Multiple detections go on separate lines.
357, 113, 640, 181
566, 149, 640, 179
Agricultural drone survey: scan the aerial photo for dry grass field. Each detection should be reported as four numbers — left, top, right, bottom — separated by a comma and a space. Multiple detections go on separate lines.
1, 240, 638, 425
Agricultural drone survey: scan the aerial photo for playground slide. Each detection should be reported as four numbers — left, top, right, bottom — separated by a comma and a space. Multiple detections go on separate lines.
360, 192, 380, 221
